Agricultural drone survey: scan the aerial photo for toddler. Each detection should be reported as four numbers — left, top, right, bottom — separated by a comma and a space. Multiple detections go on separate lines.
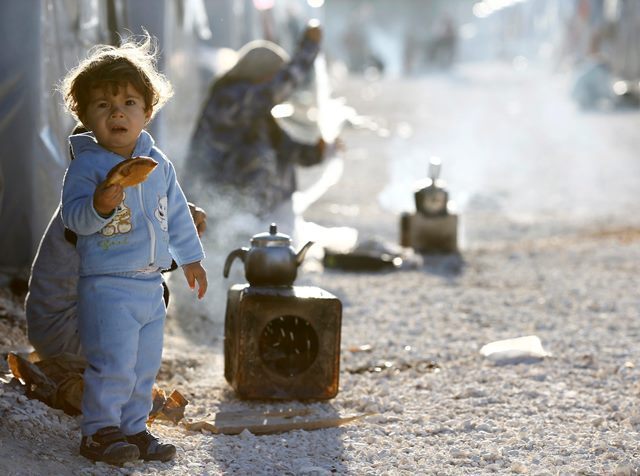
60, 33, 207, 465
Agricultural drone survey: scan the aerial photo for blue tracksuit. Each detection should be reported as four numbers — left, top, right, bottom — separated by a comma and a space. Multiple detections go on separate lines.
61, 130, 204, 436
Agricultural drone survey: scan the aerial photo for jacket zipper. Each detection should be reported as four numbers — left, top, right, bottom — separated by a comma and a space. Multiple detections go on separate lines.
137, 183, 156, 265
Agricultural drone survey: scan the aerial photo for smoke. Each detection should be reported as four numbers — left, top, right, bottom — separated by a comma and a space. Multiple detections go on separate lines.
376, 62, 640, 247
165, 184, 263, 345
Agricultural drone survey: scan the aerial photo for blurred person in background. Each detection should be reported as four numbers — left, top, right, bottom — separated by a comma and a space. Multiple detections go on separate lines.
25, 202, 207, 360
428, 15, 458, 70
571, 24, 615, 109
183, 20, 337, 236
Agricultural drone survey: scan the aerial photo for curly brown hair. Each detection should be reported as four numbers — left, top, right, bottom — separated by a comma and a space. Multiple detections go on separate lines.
61, 32, 173, 123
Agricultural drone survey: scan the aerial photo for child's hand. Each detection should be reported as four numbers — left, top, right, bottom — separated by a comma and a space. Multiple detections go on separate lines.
94, 181, 124, 217
183, 261, 208, 299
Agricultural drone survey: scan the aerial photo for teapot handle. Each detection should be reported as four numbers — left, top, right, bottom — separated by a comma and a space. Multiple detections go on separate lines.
223, 248, 248, 278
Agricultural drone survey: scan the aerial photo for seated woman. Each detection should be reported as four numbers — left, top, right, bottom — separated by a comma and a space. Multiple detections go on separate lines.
183, 20, 335, 236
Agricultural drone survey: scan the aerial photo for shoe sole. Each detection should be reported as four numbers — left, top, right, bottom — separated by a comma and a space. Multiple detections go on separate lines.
141, 447, 177, 462
80, 445, 140, 466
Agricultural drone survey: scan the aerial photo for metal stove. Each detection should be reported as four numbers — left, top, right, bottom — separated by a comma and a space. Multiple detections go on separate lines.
222, 225, 342, 400
400, 157, 458, 253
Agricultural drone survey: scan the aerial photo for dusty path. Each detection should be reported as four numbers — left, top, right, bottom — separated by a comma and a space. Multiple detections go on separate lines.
2, 66, 640, 475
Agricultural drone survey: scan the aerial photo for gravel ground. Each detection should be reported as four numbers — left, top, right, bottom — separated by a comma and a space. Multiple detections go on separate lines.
2, 65, 640, 475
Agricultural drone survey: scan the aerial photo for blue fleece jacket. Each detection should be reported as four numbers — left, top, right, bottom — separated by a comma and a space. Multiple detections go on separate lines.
61, 131, 204, 276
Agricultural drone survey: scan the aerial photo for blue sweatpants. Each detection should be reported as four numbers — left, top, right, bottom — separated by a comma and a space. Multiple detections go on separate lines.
77, 271, 165, 436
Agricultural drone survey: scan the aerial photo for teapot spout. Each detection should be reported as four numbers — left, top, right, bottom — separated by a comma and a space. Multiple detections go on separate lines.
223, 248, 248, 278
295, 241, 315, 266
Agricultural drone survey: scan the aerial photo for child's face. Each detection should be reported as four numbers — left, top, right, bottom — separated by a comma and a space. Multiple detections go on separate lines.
81, 82, 152, 158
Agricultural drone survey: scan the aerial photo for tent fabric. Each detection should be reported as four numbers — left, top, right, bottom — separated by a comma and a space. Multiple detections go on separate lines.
0, 1, 41, 272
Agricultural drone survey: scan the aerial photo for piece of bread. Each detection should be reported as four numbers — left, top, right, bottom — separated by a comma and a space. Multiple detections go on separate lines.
104, 156, 158, 187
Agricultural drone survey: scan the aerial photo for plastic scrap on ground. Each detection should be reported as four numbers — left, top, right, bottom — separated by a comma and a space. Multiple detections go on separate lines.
479, 335, 551, 365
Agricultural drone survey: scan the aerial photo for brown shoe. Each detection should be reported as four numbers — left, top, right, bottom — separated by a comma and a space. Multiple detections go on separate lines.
126, 430, 176, 462
79, 426, 140, 465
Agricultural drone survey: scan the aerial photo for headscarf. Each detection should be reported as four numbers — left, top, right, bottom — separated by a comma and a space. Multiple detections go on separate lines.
223, 40, 290, 83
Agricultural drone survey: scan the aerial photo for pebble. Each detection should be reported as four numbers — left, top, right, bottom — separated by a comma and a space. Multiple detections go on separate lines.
511, 462, 528, 474
297, 466, 332, 476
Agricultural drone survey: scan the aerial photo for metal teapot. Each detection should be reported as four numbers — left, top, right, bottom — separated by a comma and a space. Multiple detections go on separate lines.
223, 223, 315, 286
414, 156, 449, 216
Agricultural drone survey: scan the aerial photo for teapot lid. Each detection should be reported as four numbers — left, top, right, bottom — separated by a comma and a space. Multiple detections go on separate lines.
250, 223, 291, 247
